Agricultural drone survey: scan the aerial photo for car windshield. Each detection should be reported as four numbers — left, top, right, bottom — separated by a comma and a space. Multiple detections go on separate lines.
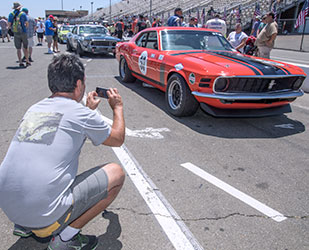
161, 30, 233, 51
79, 26, 107, 35
62, 26, 73, 31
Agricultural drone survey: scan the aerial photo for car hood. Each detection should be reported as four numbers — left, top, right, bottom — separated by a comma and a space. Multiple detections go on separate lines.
83, 34, 120, 41
59, 30, 70, 35
170, 51, 300, 76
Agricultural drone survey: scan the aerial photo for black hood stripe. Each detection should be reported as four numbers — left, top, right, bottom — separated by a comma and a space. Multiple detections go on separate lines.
170, 50, 261, 75
210, 51, 288, 76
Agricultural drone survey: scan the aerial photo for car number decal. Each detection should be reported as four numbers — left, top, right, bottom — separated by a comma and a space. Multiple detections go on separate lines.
138, 51, 148, 75
189, 73, 196, 84
174, 63, 184, 71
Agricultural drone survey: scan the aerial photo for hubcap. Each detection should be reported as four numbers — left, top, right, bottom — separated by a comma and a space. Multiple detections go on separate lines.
168, 80, 182, 110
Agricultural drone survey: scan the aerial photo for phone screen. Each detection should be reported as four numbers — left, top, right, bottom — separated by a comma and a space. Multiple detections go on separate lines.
96, 87, 109, 99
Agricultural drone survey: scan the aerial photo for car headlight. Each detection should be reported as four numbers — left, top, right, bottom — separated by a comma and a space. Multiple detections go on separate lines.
82, 40, 90, 47
293, 77, 304, 90
215, 78, 229, 92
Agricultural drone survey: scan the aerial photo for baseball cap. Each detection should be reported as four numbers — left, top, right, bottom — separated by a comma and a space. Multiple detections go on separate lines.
49, 15, 54, 19
21, 8, 29, 14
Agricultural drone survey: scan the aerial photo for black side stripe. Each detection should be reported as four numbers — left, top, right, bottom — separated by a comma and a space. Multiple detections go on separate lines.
132, 70, 165, 87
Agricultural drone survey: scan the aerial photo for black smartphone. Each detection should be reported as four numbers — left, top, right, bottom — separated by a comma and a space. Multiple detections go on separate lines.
96, 87, 109, 99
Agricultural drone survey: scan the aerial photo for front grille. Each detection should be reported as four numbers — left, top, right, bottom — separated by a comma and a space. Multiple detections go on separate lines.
91, 41, 114, 46
214, 76, 305, 93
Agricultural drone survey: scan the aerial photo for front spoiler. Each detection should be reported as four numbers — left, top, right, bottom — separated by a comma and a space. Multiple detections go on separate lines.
200, 103, 292, 117
192, 89, 304, 100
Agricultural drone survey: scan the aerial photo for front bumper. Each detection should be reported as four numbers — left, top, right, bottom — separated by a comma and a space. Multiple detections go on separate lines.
84, 45, 115, 54
192, 89, 304, 101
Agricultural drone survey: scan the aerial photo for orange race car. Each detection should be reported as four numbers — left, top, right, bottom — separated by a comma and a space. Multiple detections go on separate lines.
116, 27, 306, 117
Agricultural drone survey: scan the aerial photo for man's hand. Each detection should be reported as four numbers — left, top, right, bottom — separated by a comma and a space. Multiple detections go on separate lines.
86, 91, 101, 110
107, 88, 123, 111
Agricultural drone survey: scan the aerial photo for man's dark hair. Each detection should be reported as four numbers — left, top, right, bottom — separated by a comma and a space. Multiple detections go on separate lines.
48, 54, 85, 93
139, 14, 144, 19
267, 12, 275, 19
175, 8, 182, 15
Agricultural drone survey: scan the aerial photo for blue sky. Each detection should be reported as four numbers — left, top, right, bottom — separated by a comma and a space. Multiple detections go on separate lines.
1, 0, 121, 18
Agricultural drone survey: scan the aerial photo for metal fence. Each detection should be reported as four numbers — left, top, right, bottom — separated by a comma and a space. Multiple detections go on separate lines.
275, 18, 309, 51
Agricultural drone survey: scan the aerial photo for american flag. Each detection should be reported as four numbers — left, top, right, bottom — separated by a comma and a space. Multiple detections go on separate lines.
272, 0, 277, 20
254, 2, 261, 16
202, 8, 206, 25
236, 5, 241, 23
295, 0, 309, 28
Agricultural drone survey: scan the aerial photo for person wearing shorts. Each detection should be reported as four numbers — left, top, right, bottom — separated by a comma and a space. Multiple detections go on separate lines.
36, 17, 45, 46
52, 17, 60, 52
0, 54, 125, 250
45, 15, 55, 54
21, 8, 36, 62
0, 16, 10, 42
8, 2, 30, 67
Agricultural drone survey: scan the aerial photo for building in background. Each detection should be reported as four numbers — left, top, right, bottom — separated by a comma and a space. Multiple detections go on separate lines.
45, 10, 88, 22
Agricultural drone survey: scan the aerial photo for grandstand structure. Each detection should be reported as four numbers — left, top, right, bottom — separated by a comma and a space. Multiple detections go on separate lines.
84, 0, 271, 27
79, 0, 307, 34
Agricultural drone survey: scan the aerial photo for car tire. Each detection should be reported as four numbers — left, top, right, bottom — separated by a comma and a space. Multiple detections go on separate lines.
165, 73, 199, 117
76, 43, 85, 57
119, 56, 136, 83
66, 41, 73, 52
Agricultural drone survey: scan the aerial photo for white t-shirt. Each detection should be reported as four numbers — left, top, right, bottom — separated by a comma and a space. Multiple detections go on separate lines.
228, 31, 248, 53
0, 97, 111, 228
205, 18, 227, 37
36, 21, 45, 33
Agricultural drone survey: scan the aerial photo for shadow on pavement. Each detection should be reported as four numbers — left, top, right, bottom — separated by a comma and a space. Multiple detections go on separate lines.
6, 66, 27, 70
115, 77, 306, 139
7, 210, 122, 250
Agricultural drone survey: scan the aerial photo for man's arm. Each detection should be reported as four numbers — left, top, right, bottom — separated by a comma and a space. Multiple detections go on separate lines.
86, 89, 125, 147
266, 33, 277, 47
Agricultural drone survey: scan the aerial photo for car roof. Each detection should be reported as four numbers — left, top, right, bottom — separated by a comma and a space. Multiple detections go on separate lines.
142, 26, 220, 33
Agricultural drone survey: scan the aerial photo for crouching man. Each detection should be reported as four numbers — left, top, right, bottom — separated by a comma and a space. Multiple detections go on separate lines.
0, 54, 125, 250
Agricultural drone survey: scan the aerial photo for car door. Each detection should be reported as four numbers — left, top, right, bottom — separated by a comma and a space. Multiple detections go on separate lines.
68, 26, 77, 48
72, 26, 80, 49
130, 32, 148, 75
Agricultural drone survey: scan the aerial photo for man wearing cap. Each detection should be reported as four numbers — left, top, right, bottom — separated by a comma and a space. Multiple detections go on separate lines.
250, 15, 261, 38
167, 7, 183, 27
45, 15, 56, 54
36, 17, 45, 46
8, 2, 30, 67
21, 8, 36, 62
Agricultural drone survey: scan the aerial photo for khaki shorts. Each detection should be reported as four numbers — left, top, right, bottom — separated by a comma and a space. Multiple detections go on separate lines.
14, 32, 28, 49
28, 37, 34, 48
258, 46, 272, 59
24, 166, 109, 238
1, 29, 8, 37
46, 35, 53, 44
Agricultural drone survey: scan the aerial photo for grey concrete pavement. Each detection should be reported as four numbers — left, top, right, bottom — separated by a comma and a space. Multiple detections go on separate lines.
275, 35, 309, 52
0, 40, 308, 250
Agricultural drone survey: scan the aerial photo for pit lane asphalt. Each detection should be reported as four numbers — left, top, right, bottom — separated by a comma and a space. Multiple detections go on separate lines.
0, 42, 308, 250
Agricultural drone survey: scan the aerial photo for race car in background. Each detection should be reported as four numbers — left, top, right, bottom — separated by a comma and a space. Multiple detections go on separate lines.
116, 27, 306, 117
58, 25, 74, 44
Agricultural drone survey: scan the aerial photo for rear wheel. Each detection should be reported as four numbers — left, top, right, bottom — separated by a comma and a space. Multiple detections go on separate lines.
119, 56, 136, 83
66, 41, 73, 52
165, 73, 199, 117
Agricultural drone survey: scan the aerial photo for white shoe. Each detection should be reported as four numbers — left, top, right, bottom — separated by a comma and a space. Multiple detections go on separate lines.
47, 50, 54, 54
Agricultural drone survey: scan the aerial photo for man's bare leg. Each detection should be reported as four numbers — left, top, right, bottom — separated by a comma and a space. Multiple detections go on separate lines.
69, 163, 125, 229
17, 49, 22, 64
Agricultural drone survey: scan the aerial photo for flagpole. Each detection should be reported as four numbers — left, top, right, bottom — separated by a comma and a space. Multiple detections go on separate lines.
300, 17, 307, 51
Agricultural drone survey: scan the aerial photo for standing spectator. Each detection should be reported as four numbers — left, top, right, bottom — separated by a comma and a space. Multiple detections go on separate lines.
8, 2, 30, 67
21, 8, 35, 62
135, 15, 147, 33
52, 17, 60, 53
36, 17, 45, 46
205, 13, 227, 37
152, 17, 161, 27
144, 16, 151, 28
167, 7, 183, 26
115, 19, 124, 39
45, 15, 55, 54
250, 15, 261, 37
227, 23, 248, 53
132, 15, 138, 34
0, 54, 125, 250
256, 12, 278, 59
257, 15, 267, 37
188, 17, 197, 27
0, 16, 10, 42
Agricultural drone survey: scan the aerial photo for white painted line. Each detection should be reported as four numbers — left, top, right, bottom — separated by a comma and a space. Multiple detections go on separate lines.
271, 56, 309, 64
113, 146, 204, 250
87, 59, 92, 63
180, 163, 287, 222
292, 104, 309, 111
271, 57, 309, 68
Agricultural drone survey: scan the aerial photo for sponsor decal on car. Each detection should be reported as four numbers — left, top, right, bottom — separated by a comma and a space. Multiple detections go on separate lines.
174, 63, 184, 71
139, 51, 148, 75
158, 54, 164, 60
151, 53, 156, 58
189, 73, 195, 84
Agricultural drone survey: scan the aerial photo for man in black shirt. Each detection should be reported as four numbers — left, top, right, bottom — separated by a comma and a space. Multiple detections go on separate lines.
135, 14, 147, 33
